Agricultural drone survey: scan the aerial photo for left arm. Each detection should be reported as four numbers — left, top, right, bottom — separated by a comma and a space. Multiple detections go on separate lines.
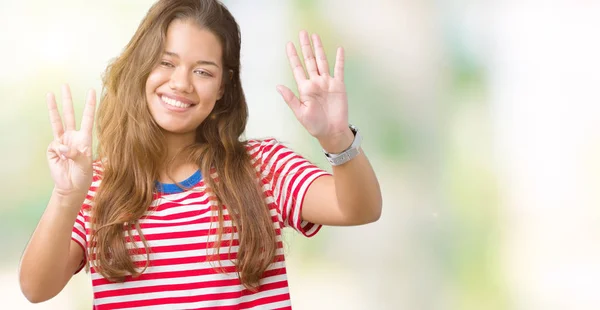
303, 147, 382, 226
277, 31, 382, 226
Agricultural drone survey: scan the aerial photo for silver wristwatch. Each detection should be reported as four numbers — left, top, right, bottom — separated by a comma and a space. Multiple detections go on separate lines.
323, 124, 362, 166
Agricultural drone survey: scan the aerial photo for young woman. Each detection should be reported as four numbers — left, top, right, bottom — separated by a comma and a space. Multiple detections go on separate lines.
19, 0, 381, 308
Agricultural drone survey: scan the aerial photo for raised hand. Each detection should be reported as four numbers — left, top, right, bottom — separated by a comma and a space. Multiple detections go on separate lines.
277, 30, 353, 153
46, 84, 96, 198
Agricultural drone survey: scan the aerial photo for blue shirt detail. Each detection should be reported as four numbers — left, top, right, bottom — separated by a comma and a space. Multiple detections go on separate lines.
155, 170, 202, 194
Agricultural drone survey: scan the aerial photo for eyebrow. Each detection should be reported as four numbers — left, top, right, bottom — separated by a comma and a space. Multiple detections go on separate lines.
164, 51, 220, 68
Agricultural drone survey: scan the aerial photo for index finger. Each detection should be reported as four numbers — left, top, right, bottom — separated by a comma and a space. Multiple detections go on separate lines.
286, 42, 307, 84
46, 93, 64, 140
80, 89, 96, 135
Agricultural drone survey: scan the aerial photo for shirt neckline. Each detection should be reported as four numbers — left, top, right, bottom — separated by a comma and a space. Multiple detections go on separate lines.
155, 170, 202, 194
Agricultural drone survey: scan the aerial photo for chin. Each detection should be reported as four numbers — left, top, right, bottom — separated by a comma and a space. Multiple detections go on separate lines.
155, 120, 199, 135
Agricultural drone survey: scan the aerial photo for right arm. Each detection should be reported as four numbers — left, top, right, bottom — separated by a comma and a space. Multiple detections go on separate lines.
18, 85, 96, 303
19, 191, 86, 303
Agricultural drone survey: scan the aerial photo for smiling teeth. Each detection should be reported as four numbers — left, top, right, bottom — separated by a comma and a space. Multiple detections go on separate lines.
161, 96, 191, 108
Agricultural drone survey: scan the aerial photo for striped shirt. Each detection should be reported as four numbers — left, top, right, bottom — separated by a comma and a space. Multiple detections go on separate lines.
71, 139, 330, 309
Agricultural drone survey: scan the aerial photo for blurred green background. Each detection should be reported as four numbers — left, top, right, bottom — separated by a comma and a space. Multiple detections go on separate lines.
2, 1, 600, 309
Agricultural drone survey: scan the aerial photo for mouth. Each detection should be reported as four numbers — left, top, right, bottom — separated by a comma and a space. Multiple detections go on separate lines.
159, 94, 197, 110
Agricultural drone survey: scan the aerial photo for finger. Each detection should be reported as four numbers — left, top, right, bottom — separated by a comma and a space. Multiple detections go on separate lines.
334, 47, 345, 81
56, 141, 91, 165
47, 93, 64, 140
299, 30, 319, 78
48, 140, 69, 161
68, 145, 92, 166
61, 84, 76, 131
286, 42, 307, 84
80, 89, 96, 136
276, 85, 303, 116
312, 33, 330, 76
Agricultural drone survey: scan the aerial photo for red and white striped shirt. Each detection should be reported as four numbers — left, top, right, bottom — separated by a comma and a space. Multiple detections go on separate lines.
71, 139, 330, 309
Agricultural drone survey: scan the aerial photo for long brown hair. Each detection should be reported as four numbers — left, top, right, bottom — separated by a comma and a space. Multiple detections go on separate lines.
91, 0, 276, 291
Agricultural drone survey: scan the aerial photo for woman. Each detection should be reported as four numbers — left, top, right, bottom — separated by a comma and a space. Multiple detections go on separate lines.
19, 0, 382, 308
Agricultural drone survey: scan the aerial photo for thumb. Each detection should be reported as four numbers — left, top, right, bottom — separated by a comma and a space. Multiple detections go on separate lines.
276, 85, 302, 115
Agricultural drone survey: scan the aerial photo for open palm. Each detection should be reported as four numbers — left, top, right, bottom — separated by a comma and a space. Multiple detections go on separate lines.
277, 31, 349, 142
46, 85, 96, 197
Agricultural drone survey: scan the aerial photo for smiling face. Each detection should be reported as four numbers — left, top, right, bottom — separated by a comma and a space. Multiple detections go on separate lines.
145, 19, 224, 141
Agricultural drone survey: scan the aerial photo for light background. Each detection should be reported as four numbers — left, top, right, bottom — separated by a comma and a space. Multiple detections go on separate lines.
1, 0, 599, 309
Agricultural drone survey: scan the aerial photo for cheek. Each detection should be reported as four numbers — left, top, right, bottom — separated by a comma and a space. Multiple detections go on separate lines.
146, 70, 166, 93
194, 80, 223, 100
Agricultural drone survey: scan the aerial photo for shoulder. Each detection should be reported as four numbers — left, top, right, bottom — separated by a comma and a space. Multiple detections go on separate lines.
245, 138, 293, 161
245, 138, 280, 151
245, 138, 278, 156
89, 159, 105, 194
78, 160, 105, 214
92, 159, 105, 179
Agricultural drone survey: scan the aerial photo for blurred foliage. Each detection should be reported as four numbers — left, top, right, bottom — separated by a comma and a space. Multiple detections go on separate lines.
0, 1, 509, 309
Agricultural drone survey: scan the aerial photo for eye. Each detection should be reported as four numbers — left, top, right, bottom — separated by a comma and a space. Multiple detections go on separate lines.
194, 69, 212, 77
160, 61, 174, 68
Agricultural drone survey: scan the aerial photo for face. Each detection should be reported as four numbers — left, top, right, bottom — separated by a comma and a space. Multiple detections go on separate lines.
145, 19, 224, 139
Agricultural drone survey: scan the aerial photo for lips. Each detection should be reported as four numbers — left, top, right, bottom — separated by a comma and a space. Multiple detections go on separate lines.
158, 93, 197, 110
161, 95, 192, 108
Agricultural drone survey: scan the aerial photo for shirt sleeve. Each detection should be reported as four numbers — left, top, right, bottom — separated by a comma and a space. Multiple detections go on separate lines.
71, 207, 87, 274
252, 139, 331, 237
70, 161, 102, 274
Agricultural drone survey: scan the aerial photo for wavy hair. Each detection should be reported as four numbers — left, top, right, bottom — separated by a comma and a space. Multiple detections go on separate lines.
91, 0, 276, 291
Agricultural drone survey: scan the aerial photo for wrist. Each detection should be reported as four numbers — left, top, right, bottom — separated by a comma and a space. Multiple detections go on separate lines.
52, 188, 87, 208
321, 124, 363, 166
318, 127, 355, 154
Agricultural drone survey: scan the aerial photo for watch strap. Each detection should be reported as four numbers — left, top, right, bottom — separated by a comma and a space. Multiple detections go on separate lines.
323, 125, 362, 166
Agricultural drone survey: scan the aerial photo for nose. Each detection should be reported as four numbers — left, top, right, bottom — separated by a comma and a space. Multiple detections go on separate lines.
168, 67, 193, 93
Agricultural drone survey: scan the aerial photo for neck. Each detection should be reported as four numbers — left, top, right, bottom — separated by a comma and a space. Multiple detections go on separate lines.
159, 131, 198, 183
163, 130, 195, 157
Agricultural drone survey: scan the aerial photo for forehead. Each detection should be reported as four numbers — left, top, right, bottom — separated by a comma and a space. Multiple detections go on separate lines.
164, 19, 222, 65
